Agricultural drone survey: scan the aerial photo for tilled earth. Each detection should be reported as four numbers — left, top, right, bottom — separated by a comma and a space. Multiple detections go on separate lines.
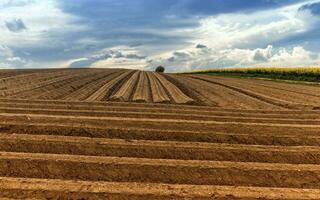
2, 68, 320, 109
0, 69, 320, 199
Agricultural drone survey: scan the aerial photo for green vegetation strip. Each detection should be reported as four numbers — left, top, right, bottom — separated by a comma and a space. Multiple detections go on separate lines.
187, 68, 320, 83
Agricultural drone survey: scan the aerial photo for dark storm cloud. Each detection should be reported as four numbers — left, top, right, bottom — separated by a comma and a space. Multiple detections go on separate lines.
5, 19, 27, 32
52, 0, 303, 57
56, 0, 302, 47
299, 2, 320, 15
69, 49, 146, 68
196, 44, 207, 49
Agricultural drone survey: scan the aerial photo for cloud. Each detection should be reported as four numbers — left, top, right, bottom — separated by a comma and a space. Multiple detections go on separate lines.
253, 45, 273, 61
69, 47, 147, 68
299, 2, 320, 15
146, 45, 320, 72
0, 45, 13, 58
0, 0, 319, 71
270, 46, 319, 65
125, 54, 146, 60
0, 0, 33, 8
0, 0, 90, 68
184, 0, 303, 15
196, 44, 207, 49
274, 1, 320, 52
5, 19, 27, 32
0, 45, 28, 67
167, 51, 191, 63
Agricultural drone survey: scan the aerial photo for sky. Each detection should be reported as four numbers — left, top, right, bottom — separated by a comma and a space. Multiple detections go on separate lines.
1, 0, 320, 72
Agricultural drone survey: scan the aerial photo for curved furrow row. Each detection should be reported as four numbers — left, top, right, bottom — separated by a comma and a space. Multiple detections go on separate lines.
190, 75, 316, 110
184, 76, 284, 109
6, 70, 95, 99
110, 71, 140, 102
211, 76, 320, 103
147, 72, 171, 103
162, 73, 210, 106
61, 70, 121, 101
0, 69, 68, 88
132, 71, 151, 103
85, 70, 133, 101
34, 71, 111, 100
0, 70, 76, 97
154, 73, 194, 104
241, 78, 320, 98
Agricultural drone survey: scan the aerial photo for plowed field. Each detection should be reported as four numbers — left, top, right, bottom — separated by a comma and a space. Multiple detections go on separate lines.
0, 68, 320, 199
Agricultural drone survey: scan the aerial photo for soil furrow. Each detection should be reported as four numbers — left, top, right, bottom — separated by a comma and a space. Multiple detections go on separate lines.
1, 177, 320, 200
132, 71, 151, 102
1, 134, 320, 164
1, 114, 320, 139
1, 107, 320, 124
1, 98, 320, 114
62, 70, 121, 101
211, 76, 320, 105
154, 73, 194, 104
8, 70, 97, 99
1, 152, 320, 188
85, 70, 132, 101
2, 112, 320, 129
162, 74, 209, 106
0, 102, 319, 119
110, 71, 140, 102
0, 70, 77, 97
147, 72, 171, 103
2, 69, 320, 198
35, 71, 108, 100
1, 123, 320, 146
191, 75, 314, 110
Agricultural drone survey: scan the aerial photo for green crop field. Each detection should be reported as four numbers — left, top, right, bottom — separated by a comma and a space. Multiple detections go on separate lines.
188, 67, 320, 83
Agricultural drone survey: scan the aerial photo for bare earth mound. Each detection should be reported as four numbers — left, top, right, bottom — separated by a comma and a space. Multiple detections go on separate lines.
0, 68, 320, 199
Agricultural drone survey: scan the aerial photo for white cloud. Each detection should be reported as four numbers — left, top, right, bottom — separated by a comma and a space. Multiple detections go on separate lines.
0, 45, 27, 67
1, 0, 320, 70
144, 0, 320, 72
269, 46, 319, 66
253, 45, 273, 62
192, 2, 307, 50
0, 45, 13, 57
92, 59, 146, 70
0, 0, 85, 48
68, 46, 147, 69
0, 0, 33, 8
146, 45, 320, 72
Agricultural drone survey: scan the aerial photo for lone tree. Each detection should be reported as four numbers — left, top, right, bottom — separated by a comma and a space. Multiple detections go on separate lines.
155, 66, 165, 73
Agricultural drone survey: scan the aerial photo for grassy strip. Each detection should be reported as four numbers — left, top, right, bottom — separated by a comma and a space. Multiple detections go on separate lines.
187, 67, 320, 83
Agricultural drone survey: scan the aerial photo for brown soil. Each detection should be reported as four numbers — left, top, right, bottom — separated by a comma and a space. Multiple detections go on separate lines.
1, 69, 320, 199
